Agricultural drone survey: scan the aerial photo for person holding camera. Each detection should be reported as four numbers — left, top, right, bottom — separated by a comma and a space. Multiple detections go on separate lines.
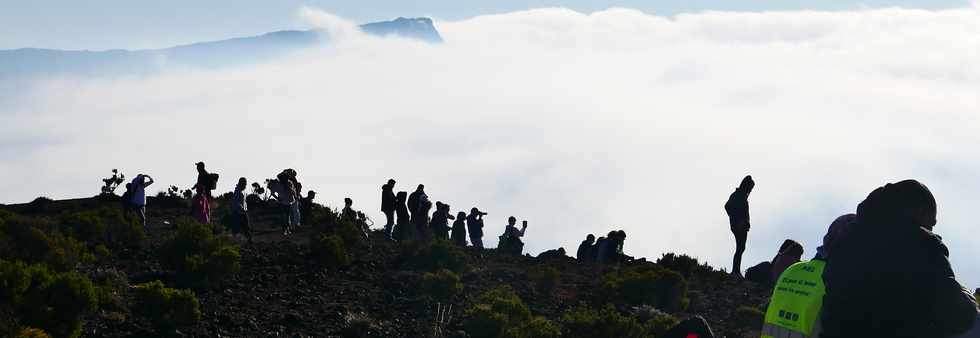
498, 217, 528, 255
467, 208, 487, 249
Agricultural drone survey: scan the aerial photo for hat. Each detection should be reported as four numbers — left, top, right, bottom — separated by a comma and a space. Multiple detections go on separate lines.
387, 178, 396, 184
195, 161, 205, 167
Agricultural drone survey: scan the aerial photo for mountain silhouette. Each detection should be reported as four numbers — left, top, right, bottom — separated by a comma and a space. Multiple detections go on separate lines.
0, 17, 442, 79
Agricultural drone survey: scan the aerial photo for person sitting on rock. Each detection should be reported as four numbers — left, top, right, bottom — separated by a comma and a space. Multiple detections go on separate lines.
770, 239, 804, 284
451, 211, 468, 246
498, 216, 528, 255
821, 180, 978, 338
576, 234, 596, 263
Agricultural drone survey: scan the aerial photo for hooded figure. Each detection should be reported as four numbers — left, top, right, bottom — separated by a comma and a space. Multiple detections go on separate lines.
393, 191, 411, 240
820, 180, 978, 338
726, 175, 754, 277
770, 239, 804, 284
577, 234, 596, 262
451, 212, 468, 246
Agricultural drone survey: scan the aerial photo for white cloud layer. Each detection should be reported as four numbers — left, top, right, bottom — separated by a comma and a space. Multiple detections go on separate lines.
2, 6, 980, 286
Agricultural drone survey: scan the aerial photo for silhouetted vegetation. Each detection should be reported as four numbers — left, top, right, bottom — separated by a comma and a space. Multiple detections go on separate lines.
599, 265, 689, 312
158, 218, 240, 288
132, 280, 202, 331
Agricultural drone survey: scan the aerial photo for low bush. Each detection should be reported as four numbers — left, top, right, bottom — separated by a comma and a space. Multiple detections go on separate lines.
599, 265, 689, 312
0, 260, 98, 338
132, 280, 202, 331
528, 266, 560, 296
515, 317, 561, 338
560, 304, 645, 338
0, 212, 88, 272
421, 269, 463, 302
399, 240, 468, 273
57, 207, 144, 249
24, 197, 54, 214
732, 306, 765, 331
158, 218, 240, 288
464, 287, 531, 338
17, 328, 52, 338
311, 234, 351, 268
656, 253, 728, 282
91, 268, 129, 311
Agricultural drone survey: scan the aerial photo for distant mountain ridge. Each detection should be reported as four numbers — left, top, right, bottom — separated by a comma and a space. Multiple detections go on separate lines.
0, 17, 442, 78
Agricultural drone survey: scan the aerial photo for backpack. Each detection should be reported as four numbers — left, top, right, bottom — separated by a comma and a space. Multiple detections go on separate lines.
206, 173, 220, 190
745, 261, 773, 285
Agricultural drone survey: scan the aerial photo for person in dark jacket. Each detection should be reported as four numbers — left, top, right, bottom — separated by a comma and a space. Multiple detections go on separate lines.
381, 179, 396, 240
430, 202, 453, 241
451, 212, 468, 246
300, 191, 316, 226
407, 184, 426, 223
725, 175, 754, 278
393, 191, 411, 241
415, 198, 433, 240
467, 208, 487, 249
820, 180, 978, 338
576, 234, 596, 262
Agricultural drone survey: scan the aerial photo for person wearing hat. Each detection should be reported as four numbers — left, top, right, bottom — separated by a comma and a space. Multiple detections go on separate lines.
467, 207, 487, 249
381, 179, 396, 239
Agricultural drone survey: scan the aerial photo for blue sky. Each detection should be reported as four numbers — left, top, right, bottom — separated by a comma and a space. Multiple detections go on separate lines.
0, 0, 970, 50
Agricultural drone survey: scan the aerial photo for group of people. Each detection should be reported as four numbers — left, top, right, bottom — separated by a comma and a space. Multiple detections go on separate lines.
575, 230, 630, 264
729, 177, 979, 338
380, 179, 530, 254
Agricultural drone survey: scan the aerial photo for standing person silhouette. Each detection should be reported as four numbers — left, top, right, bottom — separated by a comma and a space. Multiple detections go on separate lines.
467, 208, 487, 249
408, 184, 426, 223
725, 175, 754, 278
130, 174, 154, 229
381, 179, 396, 239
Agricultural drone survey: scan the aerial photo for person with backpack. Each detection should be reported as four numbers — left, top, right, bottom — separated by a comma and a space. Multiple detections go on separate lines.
820, 180, 978, 338
130, 174, 154, 228
497, 216, 528, 255
467, 208, 487, 249
415, 197, 433, 240
725, 175, 754, 278
762, 214, 853, 338
381, 179, 396, 239
194, 162, 218, 197
451, 211, 468, 246
593, 235, 608, 262
228, 177, 252, 243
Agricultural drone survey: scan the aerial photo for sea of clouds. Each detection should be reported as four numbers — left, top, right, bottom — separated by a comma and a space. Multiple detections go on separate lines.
2, 5, 979, 285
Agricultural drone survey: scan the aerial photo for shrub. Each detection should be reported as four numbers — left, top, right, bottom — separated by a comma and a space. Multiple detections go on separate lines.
514, 317, 561, 338
57, 208, 144, 249
561, 304, 645, 338
340, 312, 379, 338
91, 268, 129, 311
24, 197, 54, 214
528, 266, 560, 296
17, 328, 52, 338
1, 260, 98, 338
311, 234, 351, 268
132, 280, 202, 331
158, 218, 240, 288
732, 306, 765, 331
0, 213, 89, 272
464, 287, 531, 338
656, 253, 727, 282
422, 269, 463, 302
599, 265, 689, 312
400, 240, 468, 273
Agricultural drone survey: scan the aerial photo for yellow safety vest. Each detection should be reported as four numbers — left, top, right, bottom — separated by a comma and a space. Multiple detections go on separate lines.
761, 259, 826, 338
